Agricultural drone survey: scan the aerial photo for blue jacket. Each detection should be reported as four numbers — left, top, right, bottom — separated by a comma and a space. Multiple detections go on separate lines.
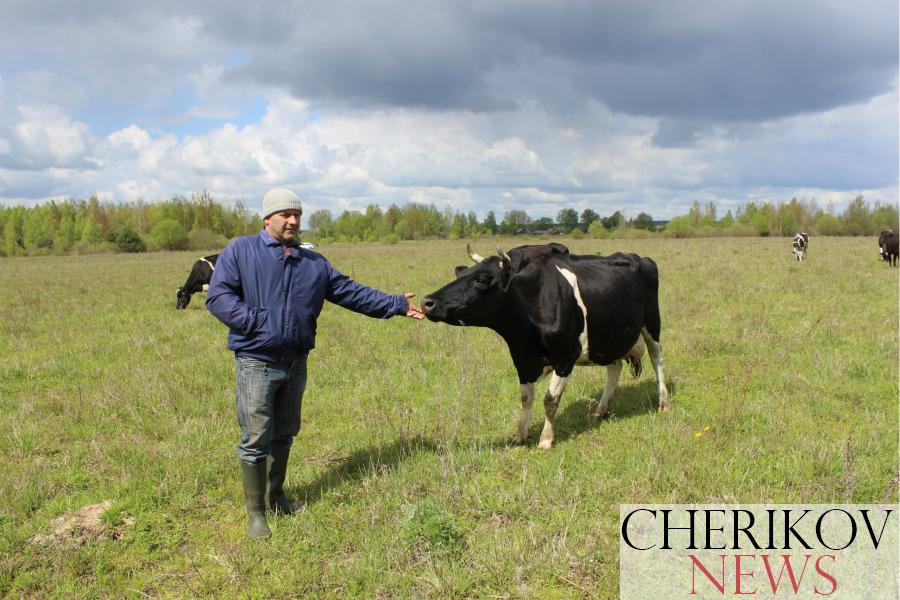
206, 230, 409, 362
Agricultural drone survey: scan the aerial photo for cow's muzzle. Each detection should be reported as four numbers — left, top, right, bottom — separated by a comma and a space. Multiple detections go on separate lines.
421, 296, 448, 322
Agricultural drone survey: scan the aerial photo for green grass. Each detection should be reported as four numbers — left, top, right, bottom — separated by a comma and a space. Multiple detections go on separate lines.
1, 237, 897, 598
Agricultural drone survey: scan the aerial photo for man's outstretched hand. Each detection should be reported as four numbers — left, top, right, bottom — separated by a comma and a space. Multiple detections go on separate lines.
404, 292, 425, 320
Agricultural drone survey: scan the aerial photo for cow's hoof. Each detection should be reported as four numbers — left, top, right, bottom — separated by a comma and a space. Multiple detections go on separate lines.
591, 407, 609, 421
537, 439, 553, 450
658, 402, 671, 412
513, 436, 528, 446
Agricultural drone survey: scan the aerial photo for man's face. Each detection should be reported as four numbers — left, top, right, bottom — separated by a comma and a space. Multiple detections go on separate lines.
264, 209, 301, 243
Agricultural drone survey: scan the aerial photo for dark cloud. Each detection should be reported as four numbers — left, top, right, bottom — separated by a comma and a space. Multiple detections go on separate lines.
216, 0, 897, 128
4, 1, 896, 125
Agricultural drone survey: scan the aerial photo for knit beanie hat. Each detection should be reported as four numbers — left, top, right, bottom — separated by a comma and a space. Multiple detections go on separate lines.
262, 188, 303, 219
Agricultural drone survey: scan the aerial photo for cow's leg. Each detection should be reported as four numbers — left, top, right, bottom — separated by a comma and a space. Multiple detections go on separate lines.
642, 327, 670, 411
593, 360, 623, 419
538, 371, 569, 450
515, 382, 535, 445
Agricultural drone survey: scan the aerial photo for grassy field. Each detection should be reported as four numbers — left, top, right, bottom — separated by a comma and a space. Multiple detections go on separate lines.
0, 236, 897, 598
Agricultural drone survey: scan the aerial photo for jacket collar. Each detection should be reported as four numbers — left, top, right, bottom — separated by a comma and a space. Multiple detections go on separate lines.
259, 228, 301, 258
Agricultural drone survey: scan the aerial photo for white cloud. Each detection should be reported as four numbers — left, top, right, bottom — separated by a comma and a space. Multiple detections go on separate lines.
14, 105, 92, 167
106, 125, 152, 152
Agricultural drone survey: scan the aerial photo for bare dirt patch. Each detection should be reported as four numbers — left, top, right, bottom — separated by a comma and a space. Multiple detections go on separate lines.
29, 501, 134, 548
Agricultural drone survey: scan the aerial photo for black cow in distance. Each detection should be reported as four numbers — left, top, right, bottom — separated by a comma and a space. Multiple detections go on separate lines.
176, 254, 218, 309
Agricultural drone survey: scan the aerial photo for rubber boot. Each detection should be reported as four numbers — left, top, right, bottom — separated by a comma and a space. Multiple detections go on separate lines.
267, 445, 301, 514
240, 460, 271, 539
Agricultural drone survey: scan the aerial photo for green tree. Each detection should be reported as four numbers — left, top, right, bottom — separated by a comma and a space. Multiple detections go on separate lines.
602, 211, 624, 230
107, 224, 146, 253
191, 190, 215, 231
688, 201, 703, 226
385, 205, 403, 230
81, 219, 103, 245
308, 210, 334, 237
750, 212, 771, 236
450, 213, 467, 239
579, 209, 599, 232
872, 203, 899, 233
779, 212, 798, 236
588, 220, 608, 239
501, 210, 531, 235
842, 195, 872, 236
152, 219, 189, 250
815, 213, 843, 236
55, 215, 77, 253
23, 207, 54, 251
394, 219, 412, 240
557, 208, 579, 233
631, 212, 656, 231
483, 211, 498, 235
466, 211, 479, 235
719, 210, 735, 228
663, 215, 693, 238
3, 208, 24, 256
529, 217, 554, 232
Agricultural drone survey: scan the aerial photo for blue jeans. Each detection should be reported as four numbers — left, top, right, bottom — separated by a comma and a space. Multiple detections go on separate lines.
235, 355, 307, 464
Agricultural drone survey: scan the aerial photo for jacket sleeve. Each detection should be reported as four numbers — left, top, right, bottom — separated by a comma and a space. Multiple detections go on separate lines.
324, 262, 408, 318
205, 242, 264, 334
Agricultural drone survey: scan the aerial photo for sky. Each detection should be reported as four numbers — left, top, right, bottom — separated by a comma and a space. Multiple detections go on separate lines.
0, 0, 897, 220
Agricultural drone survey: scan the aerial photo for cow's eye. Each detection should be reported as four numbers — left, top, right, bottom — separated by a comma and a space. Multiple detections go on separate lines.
474, 276, 492, 290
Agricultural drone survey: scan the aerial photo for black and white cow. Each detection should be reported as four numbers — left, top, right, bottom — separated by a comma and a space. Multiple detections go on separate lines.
878, 229, 899, 267
792, 232, 809, 261
421, 243, 670, 449
176, 254, 218, 309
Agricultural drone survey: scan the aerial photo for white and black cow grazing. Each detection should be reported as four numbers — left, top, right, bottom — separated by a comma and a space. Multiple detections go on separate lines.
176, 254, 218, 309
792, 232, 809, 261
878, 229, 899, 267
421, 243, 670, 450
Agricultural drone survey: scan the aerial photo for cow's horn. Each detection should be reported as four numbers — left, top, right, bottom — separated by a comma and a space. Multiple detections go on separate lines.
466, 243, 484, 263
496, 245, 511, 264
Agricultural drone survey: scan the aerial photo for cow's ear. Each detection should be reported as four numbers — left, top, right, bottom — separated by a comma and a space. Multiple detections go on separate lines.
504, 248, 531, 274
498, 266, 512, 291
454, 265, 468, 278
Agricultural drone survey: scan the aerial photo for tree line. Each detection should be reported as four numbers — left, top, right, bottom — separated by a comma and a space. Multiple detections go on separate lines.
1, 192, 896, 257
0, 192, 259, 257
662, 196, 898, 239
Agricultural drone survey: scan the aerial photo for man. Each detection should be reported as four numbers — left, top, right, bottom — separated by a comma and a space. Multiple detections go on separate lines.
206, 188, 424, 539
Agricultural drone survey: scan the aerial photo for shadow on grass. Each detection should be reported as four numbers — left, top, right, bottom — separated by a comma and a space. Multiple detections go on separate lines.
289, 435, 438, 507
288, 379, 676, 504
509, 378, 673, 447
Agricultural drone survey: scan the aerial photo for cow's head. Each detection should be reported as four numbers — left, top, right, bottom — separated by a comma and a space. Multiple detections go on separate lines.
421, 245, 517, 326
176, 287, 190, 309
422, 243, 567, 326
